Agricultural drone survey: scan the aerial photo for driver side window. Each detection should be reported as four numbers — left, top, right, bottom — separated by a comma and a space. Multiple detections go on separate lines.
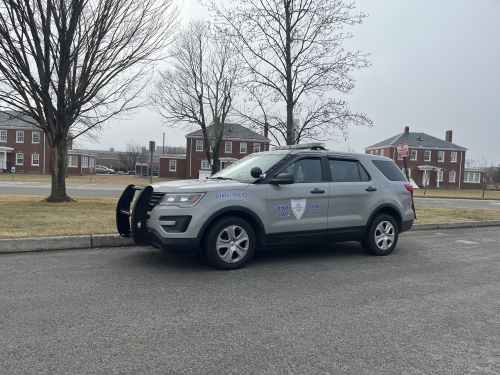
283, 158, 322, 183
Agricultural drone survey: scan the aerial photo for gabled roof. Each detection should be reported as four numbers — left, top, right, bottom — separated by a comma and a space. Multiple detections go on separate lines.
0, 111, 37, 129
365, 132, 466, 150
186, 123, 270, 141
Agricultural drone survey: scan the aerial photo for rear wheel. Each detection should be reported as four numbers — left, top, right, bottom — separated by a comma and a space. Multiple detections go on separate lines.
362, 214, 398, 256
203, 216, 256, 270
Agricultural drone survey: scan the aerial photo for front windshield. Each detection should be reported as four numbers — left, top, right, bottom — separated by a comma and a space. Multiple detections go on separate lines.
210, 152, 287, 182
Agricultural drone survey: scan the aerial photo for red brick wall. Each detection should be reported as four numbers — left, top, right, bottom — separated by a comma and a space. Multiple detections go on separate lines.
365, 147, 481, 188
159, 157, 186, 178
1, 128, 49, 173
185, 137, 270, 179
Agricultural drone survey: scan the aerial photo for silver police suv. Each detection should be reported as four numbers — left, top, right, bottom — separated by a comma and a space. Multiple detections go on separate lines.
117, 143, 414, 269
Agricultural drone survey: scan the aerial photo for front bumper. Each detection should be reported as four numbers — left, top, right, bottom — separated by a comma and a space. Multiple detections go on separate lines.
116, 184, 203, 253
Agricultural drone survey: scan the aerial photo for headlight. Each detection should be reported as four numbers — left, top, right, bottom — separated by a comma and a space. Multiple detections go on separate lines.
159, 193, 205, 207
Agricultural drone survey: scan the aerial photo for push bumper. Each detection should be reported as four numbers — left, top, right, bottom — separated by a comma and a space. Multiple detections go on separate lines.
116, 184, 201, 253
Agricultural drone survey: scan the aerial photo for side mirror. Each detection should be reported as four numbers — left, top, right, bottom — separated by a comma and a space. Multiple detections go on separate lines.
250, 166, 263, 178
269, 173, 294, 185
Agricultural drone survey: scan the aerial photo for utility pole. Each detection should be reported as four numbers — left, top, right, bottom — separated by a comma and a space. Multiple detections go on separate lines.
163, 133, 165, 154
149, 141, 155, 184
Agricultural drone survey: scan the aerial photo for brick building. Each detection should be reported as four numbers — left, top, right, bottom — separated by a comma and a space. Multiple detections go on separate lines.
365, 126, 482, 189
159, 123, 271, 179
0, 112, 96, 175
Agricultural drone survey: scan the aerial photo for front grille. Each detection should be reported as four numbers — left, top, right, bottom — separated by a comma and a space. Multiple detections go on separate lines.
148, 192, 166, 210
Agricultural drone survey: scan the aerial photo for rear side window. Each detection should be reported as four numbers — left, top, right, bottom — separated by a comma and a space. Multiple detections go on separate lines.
329, 159, 371, 182
372, 160, 407, 181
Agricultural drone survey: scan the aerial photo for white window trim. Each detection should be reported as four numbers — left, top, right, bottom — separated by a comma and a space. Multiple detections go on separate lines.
464, 172, 480, 183
16, 153, 24, 165
201, 160, 210, 170
31, 154, 40, 166
240, 142, 247, 154
401, 168, 411, 178
196, 140, 203, 152
437, 170, 443, 182
381, 149, 385, 156
210, 141, 215, 152
369, 151, 373, 155
449, 171, 456, 183
68, 155, 78, 168
32, 131, 40, 144
82, 156, 88, 168
169, 159, 177, 172
424, 150, 431, 162
437, 151, 445, 162
225, 141, 232, 153
450, 152, 457, 163
253, 143, 261, 153
89, 158, 95, 168
0, 130, 6, 142
375, 150, 378, 154
16, 131, 24, 143
410, 150, 417, 161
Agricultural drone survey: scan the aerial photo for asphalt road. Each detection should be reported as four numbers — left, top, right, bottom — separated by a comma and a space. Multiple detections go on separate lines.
1, 181, 500, 210
1, 227, 499, 374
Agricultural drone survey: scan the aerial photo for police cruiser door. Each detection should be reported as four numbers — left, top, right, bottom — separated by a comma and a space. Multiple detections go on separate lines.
266, 156, 329, 244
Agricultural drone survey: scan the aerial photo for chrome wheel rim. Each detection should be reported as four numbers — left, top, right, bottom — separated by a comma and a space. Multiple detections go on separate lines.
375, 221, 395, 250
216, 225, 250, 263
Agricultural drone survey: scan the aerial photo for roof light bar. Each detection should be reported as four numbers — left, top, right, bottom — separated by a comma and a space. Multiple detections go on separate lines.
272, 143, 326, 151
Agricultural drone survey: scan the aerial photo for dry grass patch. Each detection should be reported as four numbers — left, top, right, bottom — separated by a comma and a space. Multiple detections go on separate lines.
414, 207, 500, 224
0, 195, 117, 239
414, 189, 500, 199
0, 173, 178, 185
1, 196, 500, 239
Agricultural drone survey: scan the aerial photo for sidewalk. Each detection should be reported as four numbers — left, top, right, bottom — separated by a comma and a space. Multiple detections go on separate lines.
1, 220, 500, 254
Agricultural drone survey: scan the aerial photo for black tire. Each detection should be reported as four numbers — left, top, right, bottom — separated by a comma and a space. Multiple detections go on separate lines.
107, 171, 111, 174
203, 216, 256, 270
361, 214, 399, 256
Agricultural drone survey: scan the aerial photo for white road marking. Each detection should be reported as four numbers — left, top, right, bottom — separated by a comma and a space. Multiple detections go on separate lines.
456, 240, 477, 245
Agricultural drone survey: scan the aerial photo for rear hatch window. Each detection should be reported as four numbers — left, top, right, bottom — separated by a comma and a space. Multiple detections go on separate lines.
371, 160, 407, 182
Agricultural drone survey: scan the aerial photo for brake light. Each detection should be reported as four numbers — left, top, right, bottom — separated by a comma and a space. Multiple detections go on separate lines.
405, 184, 413, 199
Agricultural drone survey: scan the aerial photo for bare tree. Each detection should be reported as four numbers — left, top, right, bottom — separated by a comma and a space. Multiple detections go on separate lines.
0, 0, 180, 201
119, 142, 147, 172
474, 155, 496, 197
150, 20, 240, 176
205, 0, 372, 145
465, 159, 478, 168
161, 145, 187, 154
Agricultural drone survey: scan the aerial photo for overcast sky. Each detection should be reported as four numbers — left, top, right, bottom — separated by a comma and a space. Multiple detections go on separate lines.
77, 0, 500, 163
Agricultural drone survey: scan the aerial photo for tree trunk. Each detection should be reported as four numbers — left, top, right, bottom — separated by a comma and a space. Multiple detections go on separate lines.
285, 1, 294, 145
212, 147, 220, 175
46, 136, 74, 202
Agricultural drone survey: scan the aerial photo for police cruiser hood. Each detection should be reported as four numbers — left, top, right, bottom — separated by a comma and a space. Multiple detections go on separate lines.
151, 178, 249, 193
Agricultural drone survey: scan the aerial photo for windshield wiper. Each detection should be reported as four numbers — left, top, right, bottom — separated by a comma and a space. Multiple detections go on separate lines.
209, 176, 233, 180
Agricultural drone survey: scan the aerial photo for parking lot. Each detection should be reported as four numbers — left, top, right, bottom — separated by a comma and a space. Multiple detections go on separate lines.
1, 227, 499, 374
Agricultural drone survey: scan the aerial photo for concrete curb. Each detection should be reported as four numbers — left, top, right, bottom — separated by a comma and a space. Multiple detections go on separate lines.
1, 221, 500, 253
0, 234, 134, 254
415, 195, 500, 201
410, 220, 500, 231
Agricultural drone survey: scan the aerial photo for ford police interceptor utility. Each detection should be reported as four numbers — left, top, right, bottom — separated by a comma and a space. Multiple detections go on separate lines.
116, 143, 414, 269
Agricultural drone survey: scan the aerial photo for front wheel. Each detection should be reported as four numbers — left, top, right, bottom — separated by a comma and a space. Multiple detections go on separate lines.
362, 214, 399, 256
203, 216, 256, 270
107, 171, 111, 174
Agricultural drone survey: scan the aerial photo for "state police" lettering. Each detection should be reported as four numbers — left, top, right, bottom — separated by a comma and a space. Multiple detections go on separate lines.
215, 192, 249, 199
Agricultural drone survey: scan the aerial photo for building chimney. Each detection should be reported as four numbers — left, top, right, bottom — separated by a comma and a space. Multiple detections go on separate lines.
404, 126, 409, 134
445, 130, 452, 143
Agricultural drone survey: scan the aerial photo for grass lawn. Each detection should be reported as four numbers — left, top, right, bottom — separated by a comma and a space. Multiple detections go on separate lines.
414, 188, 500, 199
1, 195, 500, 239
0, 173, 178, 186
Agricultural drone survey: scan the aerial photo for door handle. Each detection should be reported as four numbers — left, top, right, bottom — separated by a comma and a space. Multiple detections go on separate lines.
365, 186, 377, 192
311, 188, 325, 194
